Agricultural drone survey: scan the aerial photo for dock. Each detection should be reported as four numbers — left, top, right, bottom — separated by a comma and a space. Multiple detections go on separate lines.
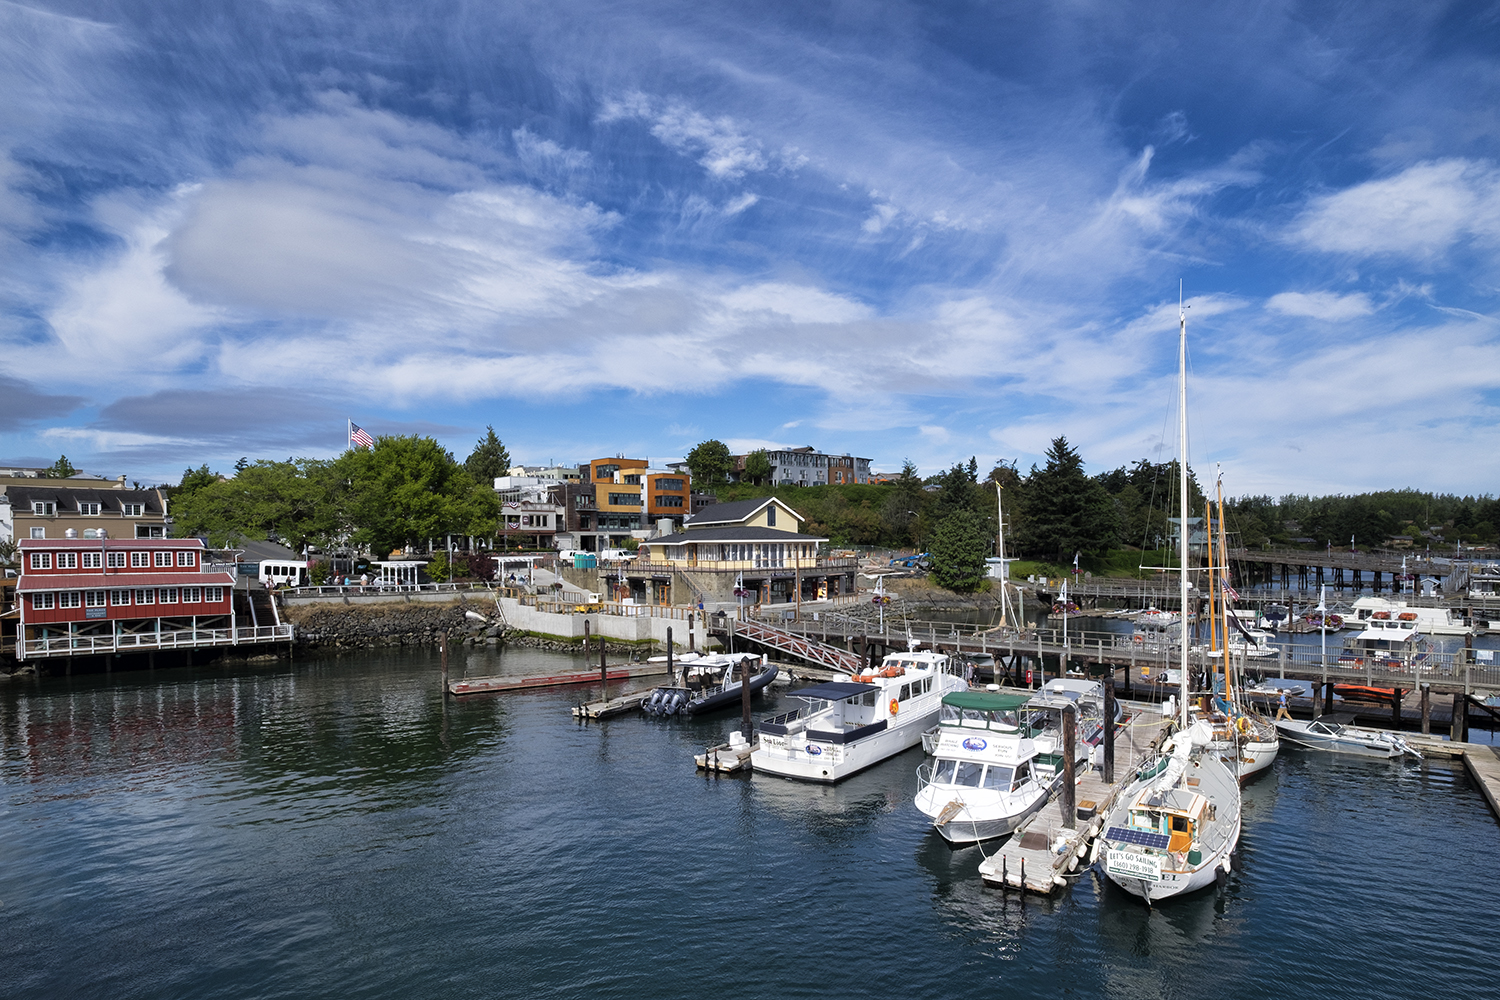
695, 738, 757, 773
571, 691, 652, 719
1402, 732, 1500, 821
978, 705, 1175, 894
449, 662, 667, 696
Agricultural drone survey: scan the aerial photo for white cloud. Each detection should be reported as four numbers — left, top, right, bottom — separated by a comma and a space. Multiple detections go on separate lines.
723, 192, 759, 215
599, 92, 802, 181
719, 282, 872, 324
1288, 159, 1500, 259
1266, 291, 1375, 321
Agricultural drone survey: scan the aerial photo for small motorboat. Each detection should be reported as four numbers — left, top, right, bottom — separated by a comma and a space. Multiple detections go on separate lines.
1274, 714, 1420, 758
640, 653, 778, 716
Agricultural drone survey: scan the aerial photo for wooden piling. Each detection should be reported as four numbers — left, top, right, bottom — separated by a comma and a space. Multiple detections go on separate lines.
583, 619, 590, 659
1391, 687, 1402, 730
688, 614, 695, 652
667, 626, 674, 684
741, 657, 753, 739
1452, 692, 1468, 742
440, 632, 449, 691
600, 622, 608, 698
1102, 670, 1116, 784
1061, 704, 1077, 829
1421, 683, 1431, 735
1323, 681, 1335, 717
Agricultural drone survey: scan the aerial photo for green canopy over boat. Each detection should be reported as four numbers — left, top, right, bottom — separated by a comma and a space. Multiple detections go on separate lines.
940, 690, 1032, 712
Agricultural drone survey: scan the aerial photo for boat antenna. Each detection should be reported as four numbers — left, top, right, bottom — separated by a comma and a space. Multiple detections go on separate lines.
1177, 285, 1190, 731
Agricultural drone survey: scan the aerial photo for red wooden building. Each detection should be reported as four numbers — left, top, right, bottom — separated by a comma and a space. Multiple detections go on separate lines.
15, 537, 289, 660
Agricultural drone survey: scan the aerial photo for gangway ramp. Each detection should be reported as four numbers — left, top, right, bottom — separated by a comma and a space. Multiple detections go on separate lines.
726, 620, 864, 675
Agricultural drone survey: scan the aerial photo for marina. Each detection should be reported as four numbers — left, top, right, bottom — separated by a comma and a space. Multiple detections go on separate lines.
1, 643, 1495, 1000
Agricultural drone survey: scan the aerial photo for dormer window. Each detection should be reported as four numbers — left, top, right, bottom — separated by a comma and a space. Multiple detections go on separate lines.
32, 501, 56, 516
78, 502, 101, 516
121, 503, 143, 516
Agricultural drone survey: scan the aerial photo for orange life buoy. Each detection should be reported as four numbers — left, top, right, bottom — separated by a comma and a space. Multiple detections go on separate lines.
889, 699, 900, 715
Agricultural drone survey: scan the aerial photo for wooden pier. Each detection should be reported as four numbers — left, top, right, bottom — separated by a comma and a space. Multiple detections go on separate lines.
978, 706, 1175, 894
1463, 745, 1500, 821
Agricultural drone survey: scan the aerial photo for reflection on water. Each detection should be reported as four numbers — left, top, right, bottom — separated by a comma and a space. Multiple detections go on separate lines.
0, 647, 1496, 1000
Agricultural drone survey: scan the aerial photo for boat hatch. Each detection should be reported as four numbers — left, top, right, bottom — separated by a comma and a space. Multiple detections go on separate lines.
1168, 814, 1194, 854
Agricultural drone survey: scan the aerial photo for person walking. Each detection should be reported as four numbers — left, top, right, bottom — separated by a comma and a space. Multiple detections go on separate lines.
1275, 687, 1292, 721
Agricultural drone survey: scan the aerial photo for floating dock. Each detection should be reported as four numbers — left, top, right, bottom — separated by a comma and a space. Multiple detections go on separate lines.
572, 691, 650, 720
695, 738, 757, 773
449, 663, 667, 696
979, 706, 1175, 894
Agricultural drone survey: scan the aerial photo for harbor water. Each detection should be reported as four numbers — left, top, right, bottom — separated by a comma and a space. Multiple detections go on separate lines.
1, 646, 1495, 999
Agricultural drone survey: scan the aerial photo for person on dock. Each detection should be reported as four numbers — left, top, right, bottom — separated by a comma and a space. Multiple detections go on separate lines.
1275, 688, 1292, 721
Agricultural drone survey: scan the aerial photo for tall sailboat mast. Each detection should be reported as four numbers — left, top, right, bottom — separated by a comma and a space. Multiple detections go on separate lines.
1177, 289, 1190, 730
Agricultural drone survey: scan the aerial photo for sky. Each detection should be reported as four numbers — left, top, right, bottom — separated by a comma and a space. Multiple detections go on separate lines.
2, 0, 1499, 497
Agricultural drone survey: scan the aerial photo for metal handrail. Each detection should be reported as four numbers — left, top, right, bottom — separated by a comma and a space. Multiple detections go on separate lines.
20, 623, 293, 658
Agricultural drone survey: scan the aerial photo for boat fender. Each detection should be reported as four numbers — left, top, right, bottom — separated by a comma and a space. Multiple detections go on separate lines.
889, 699, 900, 715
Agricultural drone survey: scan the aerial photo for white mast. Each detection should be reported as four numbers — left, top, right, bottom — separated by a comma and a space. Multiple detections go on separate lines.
995, 481, 1013, 627
1177, 287, 1190, 729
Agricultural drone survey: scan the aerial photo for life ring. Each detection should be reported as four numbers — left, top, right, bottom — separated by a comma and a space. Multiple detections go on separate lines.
889, 699, 900, 715
1236, 716, 1249, 734
1133, 633, 1145, 645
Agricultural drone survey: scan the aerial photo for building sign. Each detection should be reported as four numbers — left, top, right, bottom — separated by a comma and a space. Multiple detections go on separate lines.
85, 607, 108, 620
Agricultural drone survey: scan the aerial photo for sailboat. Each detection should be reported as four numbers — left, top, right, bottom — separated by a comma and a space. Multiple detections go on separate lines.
1099, 292, 1243, 904
1202, 468, 1279, 784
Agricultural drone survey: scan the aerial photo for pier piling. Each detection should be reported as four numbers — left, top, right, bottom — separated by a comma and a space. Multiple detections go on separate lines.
1421, 684, 1431, 735
1061, 704, 1077, 830
1103, 671, 1116, 784
740, 658, 753, 739
667, 627, 674, 683
600, 621, 608, 698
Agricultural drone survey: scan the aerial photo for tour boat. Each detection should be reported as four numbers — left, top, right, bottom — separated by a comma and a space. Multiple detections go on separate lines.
1338, 619, 1431, 669
751, 649, 969, 783
913, 690, 1053, 843
1274, 714, 1420, 758
640, 653, 778, 716
1100, 720, 1242, 903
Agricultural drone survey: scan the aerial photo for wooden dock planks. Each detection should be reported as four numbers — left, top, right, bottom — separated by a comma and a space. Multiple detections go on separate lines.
695, 740, 757, 773
979, 706, 1175, 894
1463, 746, 1500, 822
449, 663, 668, 696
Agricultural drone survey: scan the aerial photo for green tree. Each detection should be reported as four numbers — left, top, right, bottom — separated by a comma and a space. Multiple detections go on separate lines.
174, 464, 221, 504
335, 435, 495, 556
743, 449, 772, 485
931, 510, 990, 592
172, 459, 337, 551
880, 458, 926, 545
686, 439, 732, 487
44, 455, 79, 478
1019, 436, 1118, 561
464, 425, 511, 485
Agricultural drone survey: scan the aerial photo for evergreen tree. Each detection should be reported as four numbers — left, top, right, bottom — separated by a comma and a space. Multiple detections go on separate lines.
931, 510, 990, 592
44, 455, 78, 478
685, 439, 732, 486
1018, 436, 1118, 561
463, 426, 511, 485
880, 459, 926, 545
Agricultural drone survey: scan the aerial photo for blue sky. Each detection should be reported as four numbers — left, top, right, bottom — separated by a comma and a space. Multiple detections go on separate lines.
2, 0, 1499, 495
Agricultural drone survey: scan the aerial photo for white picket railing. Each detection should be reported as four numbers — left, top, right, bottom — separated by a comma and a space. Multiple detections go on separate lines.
19, 624, 293, 660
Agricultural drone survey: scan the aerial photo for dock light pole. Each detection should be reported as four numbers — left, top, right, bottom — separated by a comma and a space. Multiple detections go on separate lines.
1318, 584, 1328, 687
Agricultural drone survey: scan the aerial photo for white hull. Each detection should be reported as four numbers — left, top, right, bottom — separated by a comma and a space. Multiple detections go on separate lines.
915, 779, 1050, 843
1105, 817, 1239, 902
754, 707, 936, 782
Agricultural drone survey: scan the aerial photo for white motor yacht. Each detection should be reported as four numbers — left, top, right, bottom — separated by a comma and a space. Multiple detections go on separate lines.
1348, 597, 1476, 636
913, 690, 1050, 843
752, 649, 969, 783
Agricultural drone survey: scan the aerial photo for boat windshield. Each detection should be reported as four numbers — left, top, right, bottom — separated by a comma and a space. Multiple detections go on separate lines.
982, 764, 1014, 790
939, 704, 1021, 729
934, 759, 1008, 789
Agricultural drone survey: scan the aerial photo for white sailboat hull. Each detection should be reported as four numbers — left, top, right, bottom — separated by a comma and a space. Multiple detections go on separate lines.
1105, 816, 1240, 903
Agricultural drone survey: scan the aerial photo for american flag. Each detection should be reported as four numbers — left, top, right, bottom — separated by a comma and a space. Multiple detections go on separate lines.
349, 422, 374, 449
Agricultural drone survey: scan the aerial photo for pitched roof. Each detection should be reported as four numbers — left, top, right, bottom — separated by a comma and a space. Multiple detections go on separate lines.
2, 485, 163, 512
646, 525, 826, 545
687, 496, 802, 527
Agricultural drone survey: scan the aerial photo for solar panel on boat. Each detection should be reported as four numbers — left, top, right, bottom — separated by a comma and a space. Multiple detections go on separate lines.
1105, 826, 1170, 849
